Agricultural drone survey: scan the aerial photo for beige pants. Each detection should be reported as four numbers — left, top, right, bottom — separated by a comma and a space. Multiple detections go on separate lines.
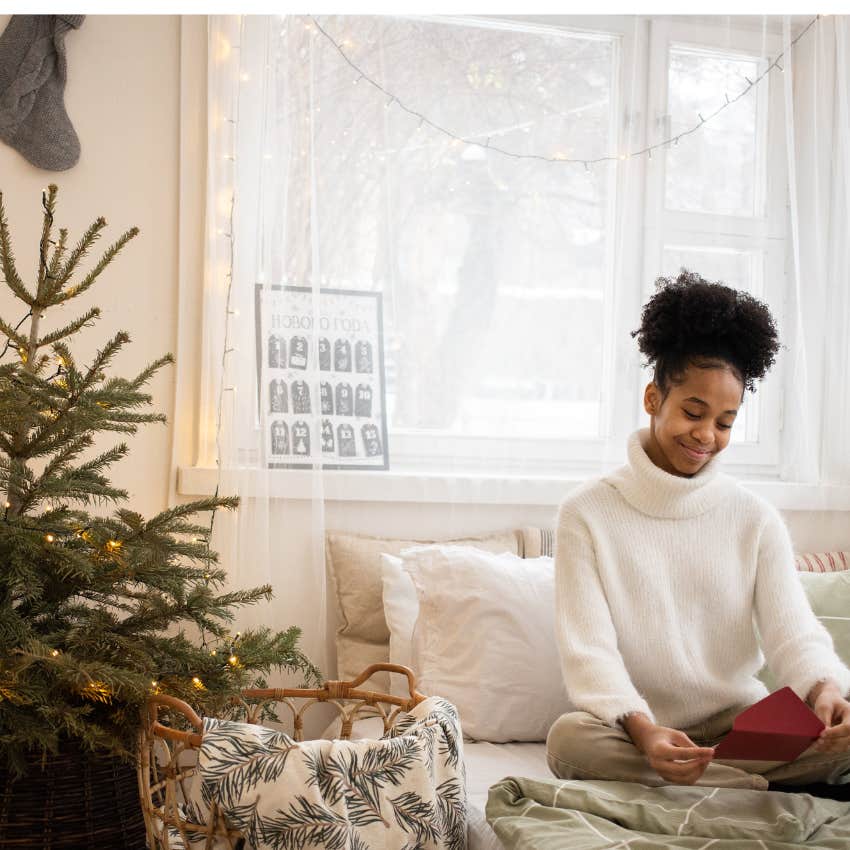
547, 708, 850, 791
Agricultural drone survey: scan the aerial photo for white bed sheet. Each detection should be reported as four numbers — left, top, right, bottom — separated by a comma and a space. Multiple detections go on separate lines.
464, 740, 551, 850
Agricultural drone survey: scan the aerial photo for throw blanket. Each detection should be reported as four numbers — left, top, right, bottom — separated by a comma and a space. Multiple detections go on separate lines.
182, 696, 466, 850
487, 776, 850, 849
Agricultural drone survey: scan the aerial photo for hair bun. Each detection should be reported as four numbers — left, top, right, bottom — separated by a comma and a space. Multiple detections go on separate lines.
630, 269, 780, 394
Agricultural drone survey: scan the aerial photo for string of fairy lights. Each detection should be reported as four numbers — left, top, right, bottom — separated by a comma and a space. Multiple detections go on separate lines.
188, 14, 251, 689
308, 13, 822, 169
206, 15, 245, 582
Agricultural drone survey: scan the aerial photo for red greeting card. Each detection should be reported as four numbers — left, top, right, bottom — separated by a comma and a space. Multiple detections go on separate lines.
712, 687, 824, 762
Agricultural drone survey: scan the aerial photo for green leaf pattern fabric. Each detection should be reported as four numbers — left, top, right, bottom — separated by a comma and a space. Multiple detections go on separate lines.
182, 696, 466, 850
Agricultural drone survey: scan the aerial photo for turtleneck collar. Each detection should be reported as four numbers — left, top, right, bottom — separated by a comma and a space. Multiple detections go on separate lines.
604, 428, 733, 519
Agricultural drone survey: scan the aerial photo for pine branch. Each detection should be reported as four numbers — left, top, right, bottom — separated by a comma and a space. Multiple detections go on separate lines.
46, 228, 69, 289
16, 433, 94, 509
55, 216, 107, 292
144, 497, 240, 530
37, 308, 101, 347
79, 331, 130, 390
128, 354, 174, 391
51, 342, 75, 373
0, 192, 35, 306
0, 316, 30, 352
36, 185, 58, 303
56, 227, 139, 304
21, 443, 130, 511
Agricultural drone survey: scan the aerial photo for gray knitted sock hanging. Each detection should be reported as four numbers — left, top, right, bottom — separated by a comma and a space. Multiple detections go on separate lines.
0, 15, 85, 171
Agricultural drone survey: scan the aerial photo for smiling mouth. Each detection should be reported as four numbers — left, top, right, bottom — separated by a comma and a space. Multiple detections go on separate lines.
680, 442, 711, 461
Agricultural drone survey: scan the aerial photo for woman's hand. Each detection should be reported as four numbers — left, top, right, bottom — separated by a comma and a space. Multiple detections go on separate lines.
622, 713, 715, 785
807, 680, 850, 754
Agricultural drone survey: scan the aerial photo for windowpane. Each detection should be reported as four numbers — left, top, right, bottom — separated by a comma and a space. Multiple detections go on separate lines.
665, 45, 765, 217
308, 17, 620, 440
661, 245, 760, 293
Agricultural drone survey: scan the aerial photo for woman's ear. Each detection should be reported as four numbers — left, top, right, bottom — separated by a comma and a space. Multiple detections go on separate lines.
644, 383, 660, 416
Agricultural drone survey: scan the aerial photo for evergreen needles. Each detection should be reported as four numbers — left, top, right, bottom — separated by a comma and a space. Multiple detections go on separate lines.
0, 185, 321, 776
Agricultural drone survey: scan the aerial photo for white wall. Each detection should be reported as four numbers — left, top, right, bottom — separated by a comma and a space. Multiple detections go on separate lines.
0, 14, 845, 623
0, 14, 180, 518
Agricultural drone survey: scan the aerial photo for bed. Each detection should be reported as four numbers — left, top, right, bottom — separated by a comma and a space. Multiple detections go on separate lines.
327, 530, 850, 849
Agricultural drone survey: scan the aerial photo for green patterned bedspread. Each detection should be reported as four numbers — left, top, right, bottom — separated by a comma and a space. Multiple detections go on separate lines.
486, 777, 850, 849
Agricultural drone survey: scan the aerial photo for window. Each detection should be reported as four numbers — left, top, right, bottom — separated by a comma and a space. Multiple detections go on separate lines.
361, 16, 786, 473
202, 15, 794, 479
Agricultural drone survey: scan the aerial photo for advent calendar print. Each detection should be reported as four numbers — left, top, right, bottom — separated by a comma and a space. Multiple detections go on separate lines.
258, 286, 389, 470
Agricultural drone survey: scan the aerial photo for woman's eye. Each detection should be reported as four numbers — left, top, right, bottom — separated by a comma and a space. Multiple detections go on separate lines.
683, 410, 700, 419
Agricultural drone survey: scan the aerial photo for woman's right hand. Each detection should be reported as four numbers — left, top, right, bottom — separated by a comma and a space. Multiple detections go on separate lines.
622, 713, 715, 785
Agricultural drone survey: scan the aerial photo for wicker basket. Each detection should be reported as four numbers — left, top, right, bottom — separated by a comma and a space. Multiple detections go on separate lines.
139, 663, 426, 850
0, 737, 147, 849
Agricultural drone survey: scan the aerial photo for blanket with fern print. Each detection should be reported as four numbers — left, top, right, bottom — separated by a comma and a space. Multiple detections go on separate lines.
182, 695, 466, 850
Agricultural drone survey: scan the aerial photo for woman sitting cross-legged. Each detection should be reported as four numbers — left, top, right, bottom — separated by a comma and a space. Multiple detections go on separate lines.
547, 271, 850, 791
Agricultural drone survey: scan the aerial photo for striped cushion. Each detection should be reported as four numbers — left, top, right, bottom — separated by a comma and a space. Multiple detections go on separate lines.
520, 527, 554, 559
795, 551, 850, 573
521, 526, 849, 573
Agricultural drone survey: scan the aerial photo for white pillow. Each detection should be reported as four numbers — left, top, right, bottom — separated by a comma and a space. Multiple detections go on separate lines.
402, 544, 572, 742
380, 553, 420, 698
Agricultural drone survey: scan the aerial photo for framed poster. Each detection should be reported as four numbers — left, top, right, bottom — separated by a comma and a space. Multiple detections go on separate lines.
256, 285, 389, 470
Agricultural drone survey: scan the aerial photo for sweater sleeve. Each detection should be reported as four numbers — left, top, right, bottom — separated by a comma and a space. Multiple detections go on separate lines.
554, 504, 655, 727
753, 503, 850, 700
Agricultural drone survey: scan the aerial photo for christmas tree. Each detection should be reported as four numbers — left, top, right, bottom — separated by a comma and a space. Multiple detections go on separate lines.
0, 185, 320, 775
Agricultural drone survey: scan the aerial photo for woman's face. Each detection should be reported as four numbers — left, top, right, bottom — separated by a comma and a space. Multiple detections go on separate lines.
643, 362, 744, 478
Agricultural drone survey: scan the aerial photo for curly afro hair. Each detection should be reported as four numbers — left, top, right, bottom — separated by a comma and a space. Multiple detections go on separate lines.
630, 269, 780, 399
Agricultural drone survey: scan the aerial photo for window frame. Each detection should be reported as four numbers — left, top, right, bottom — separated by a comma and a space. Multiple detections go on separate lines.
180, 14, 805, 486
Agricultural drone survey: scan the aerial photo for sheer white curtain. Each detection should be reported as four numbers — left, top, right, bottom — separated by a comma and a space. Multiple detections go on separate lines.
198, 14, 850, 680
201, 15, 329, 677
785, 15, 850, 486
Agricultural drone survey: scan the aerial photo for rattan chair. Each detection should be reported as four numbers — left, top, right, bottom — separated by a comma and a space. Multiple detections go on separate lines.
138, 663, 426, 850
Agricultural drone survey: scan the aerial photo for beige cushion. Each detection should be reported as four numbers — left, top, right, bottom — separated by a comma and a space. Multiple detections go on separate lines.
326, 529, 521, 691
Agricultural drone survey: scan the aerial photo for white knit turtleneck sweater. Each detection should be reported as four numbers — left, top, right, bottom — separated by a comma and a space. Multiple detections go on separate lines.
554, 427, 850, 730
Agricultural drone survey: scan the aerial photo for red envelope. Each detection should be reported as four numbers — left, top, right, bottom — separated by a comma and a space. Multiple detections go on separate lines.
712, 687, 825, 761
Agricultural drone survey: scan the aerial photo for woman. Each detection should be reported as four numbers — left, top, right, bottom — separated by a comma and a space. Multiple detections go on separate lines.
547, 271, 850, 790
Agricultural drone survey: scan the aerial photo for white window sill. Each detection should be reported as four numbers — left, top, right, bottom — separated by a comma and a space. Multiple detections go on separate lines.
177, 466, 850, 511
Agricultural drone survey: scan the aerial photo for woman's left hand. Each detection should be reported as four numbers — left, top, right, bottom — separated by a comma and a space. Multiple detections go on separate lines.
808, 680, 850, 753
